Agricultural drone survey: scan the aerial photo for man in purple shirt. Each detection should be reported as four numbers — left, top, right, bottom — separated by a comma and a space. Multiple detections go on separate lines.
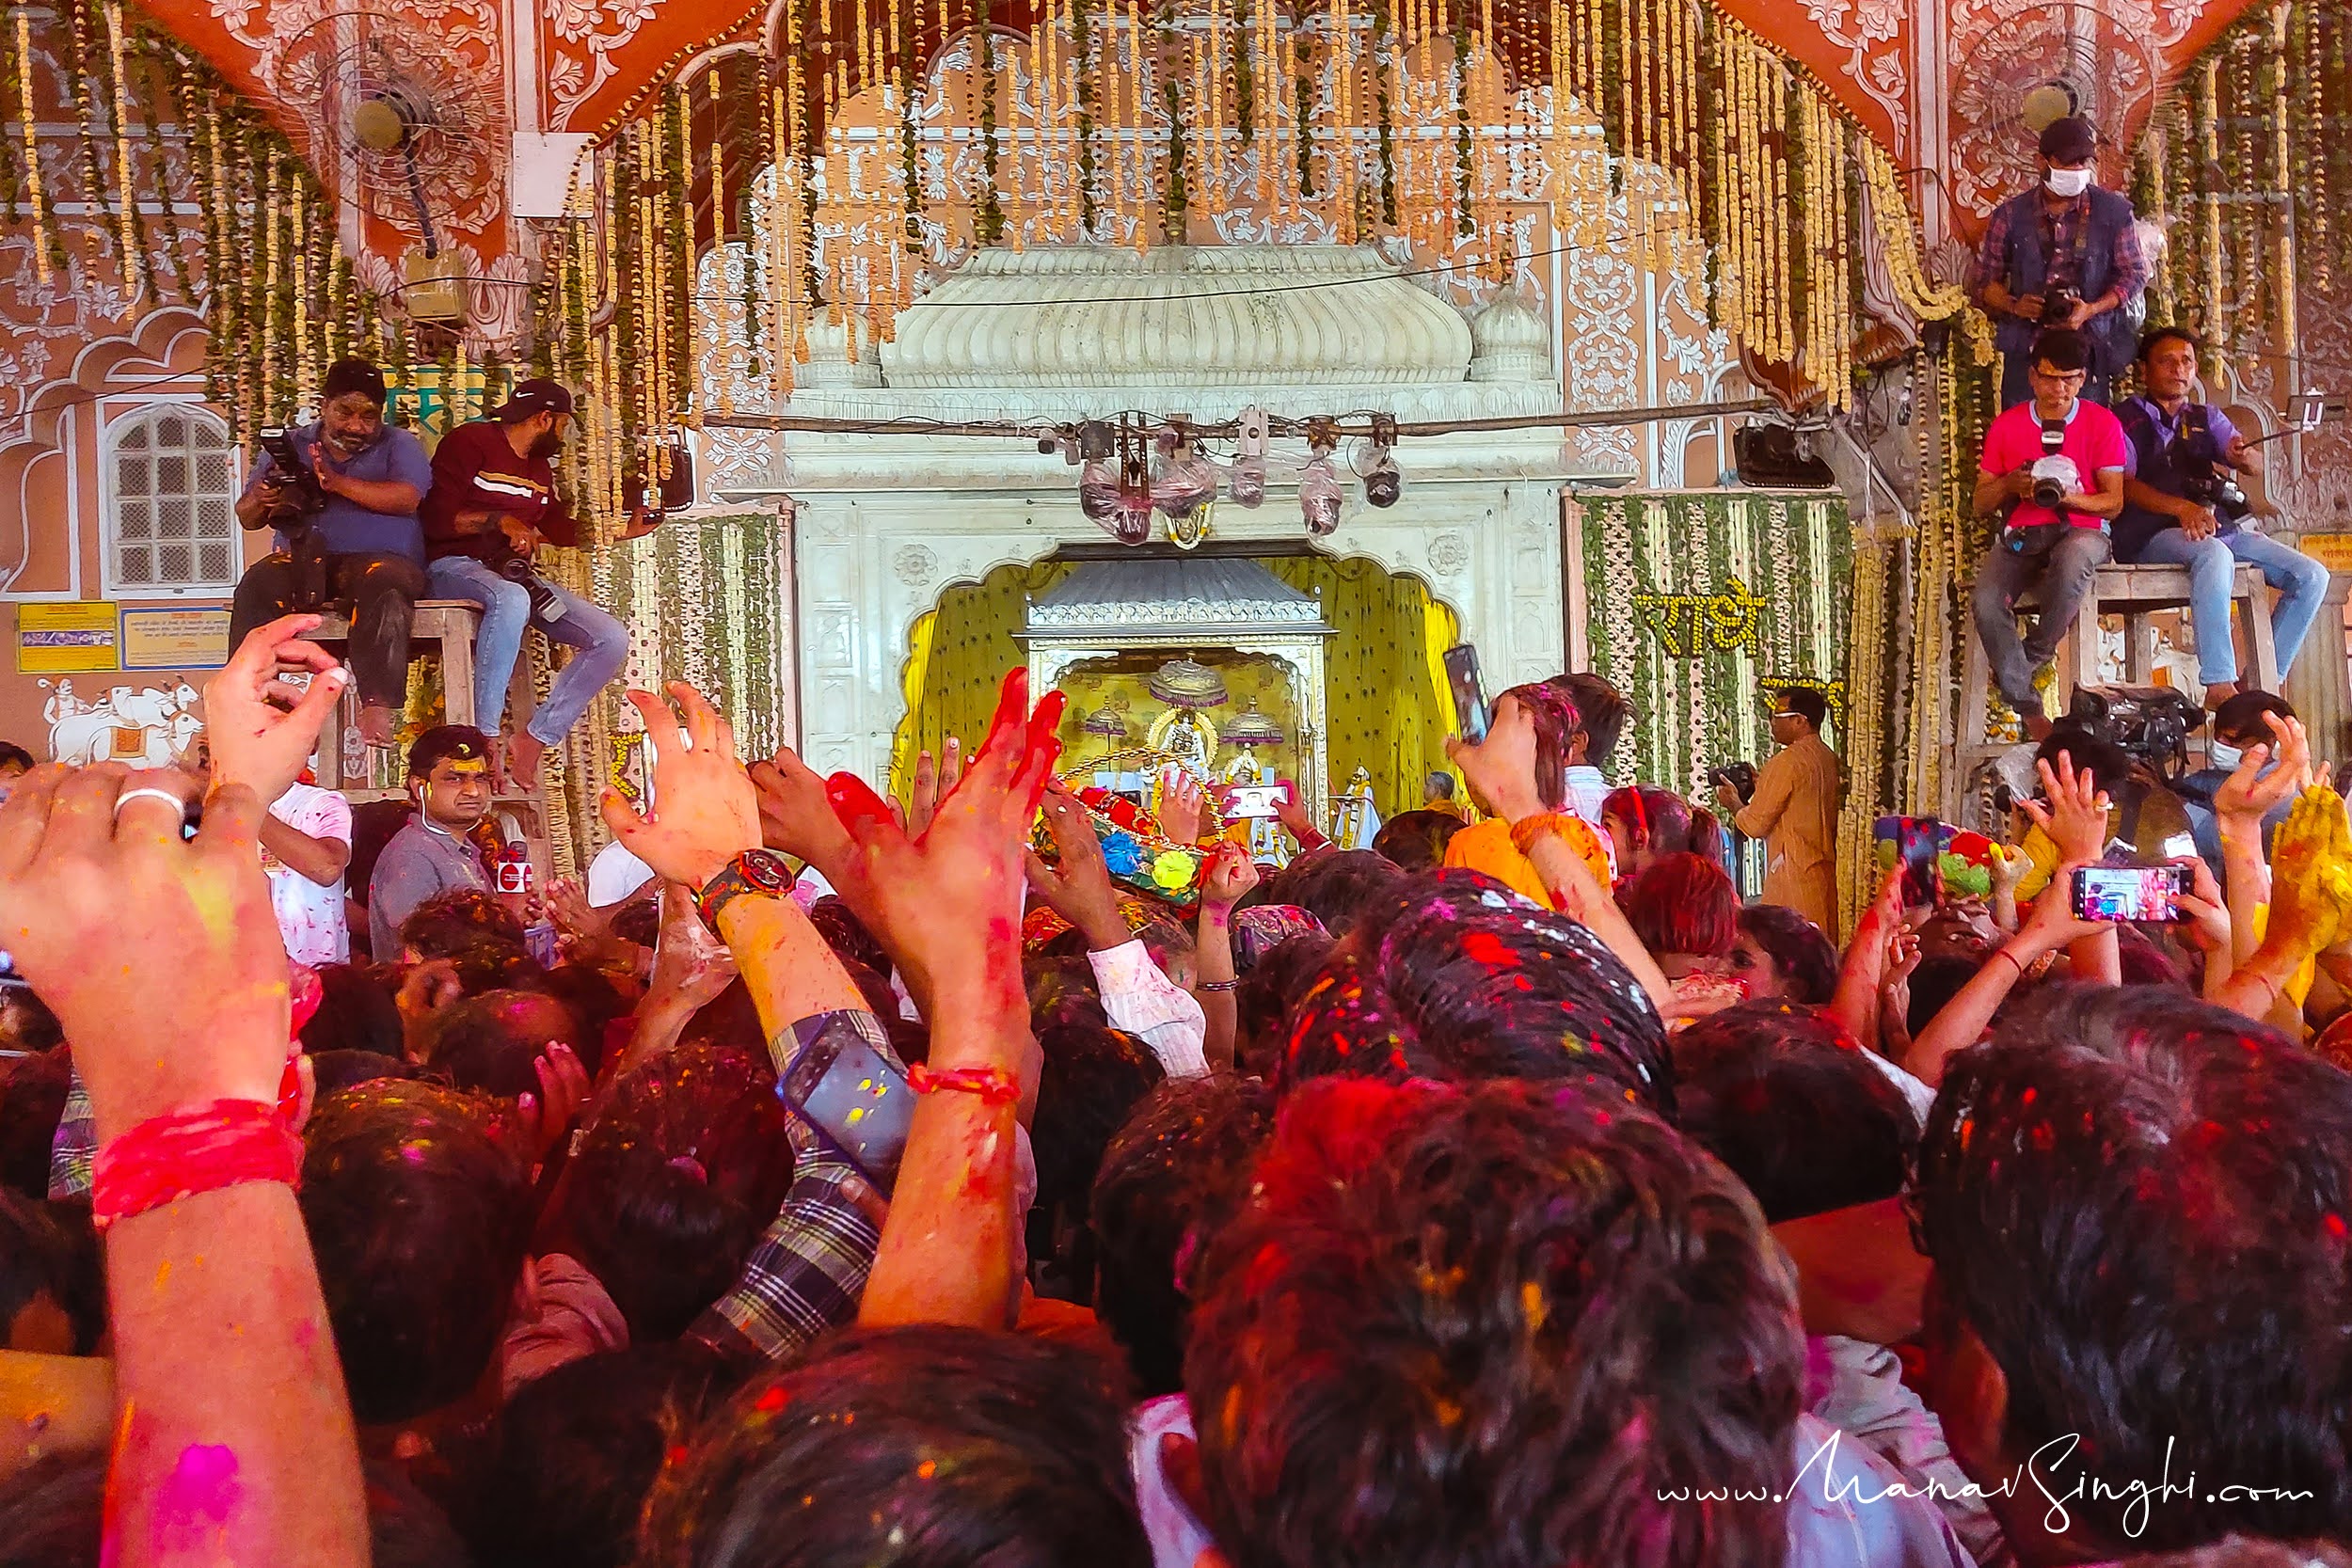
1970, 116, 2149, 409
2114, 325, 2331, 706
230, 357, 433, 748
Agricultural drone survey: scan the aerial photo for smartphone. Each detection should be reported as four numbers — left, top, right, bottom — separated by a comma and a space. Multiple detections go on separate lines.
1219, 782, 1293, 819
1897, 816, 1943, 909
1442, 643, 1489, 744
2070, 863, 2194, 923
777, 1023, 914, 1195
523, 922, 562, 969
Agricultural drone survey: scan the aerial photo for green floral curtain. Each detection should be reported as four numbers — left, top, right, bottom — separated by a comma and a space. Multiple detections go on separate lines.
1577, 491, 1851, 800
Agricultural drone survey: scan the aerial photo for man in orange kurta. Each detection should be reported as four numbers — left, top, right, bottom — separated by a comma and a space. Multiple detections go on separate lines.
1717, 687, 1842, 933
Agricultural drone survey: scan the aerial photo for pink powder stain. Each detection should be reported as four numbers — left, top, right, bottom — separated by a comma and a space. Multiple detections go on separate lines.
151, 1445, 240, 1554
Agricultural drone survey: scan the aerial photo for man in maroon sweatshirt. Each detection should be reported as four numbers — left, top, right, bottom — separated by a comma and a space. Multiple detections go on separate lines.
421, 380, 635, 788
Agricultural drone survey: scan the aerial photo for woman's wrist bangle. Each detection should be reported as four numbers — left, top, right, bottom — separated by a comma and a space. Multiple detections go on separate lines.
90, 1100, 304, 1231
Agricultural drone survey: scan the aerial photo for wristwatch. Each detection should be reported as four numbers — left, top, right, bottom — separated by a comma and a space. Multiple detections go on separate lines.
694, 848, 801, 927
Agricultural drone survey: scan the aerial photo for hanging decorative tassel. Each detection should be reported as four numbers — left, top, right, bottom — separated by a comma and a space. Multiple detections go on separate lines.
99, 0, 146, 299
10, 8, 52, 282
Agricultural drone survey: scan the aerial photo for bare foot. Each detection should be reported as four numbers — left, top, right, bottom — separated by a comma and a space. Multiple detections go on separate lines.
2203, 682, 2241, 711
2024, 713, 2056, 743
357, 703, 396, 748
505, 731, 547, 792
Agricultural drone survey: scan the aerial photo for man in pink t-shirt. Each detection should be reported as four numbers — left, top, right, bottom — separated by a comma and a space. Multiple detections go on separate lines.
1968, 327, 2129, 738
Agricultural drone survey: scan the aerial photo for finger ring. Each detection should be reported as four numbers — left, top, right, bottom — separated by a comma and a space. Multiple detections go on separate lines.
114, 787, 189, 817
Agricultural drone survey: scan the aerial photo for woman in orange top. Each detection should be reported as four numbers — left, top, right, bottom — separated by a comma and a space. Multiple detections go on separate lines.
1440, 682, 1613, 907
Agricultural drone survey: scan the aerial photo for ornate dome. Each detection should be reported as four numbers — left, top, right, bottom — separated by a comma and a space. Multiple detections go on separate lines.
880, 245, 1475, 389
1468, 293, 1550, 383
800, 314, 882, 388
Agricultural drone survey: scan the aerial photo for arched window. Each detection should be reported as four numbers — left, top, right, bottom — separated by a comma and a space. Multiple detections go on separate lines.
103, 403, 237, 594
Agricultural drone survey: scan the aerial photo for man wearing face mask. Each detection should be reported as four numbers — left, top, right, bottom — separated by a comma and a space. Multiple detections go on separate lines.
230, 356, 433, 748
2177, 690, 2298, 878
1970, 115, 2149, 409
421, 378, 633, 790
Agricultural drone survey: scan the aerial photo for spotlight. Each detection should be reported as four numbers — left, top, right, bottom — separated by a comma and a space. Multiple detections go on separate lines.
1152, 427, 1217, 523
1299, 442, 1343, 537
1355, 416, 1402, 508
1231, 404, 1268, 508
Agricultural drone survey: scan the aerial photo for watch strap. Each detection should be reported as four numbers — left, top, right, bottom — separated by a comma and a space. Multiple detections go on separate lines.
694, 848, 800, 928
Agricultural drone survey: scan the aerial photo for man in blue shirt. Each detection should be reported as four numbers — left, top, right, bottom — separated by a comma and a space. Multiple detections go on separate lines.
2113, 325, 2330, 708
230, 357, 433, 747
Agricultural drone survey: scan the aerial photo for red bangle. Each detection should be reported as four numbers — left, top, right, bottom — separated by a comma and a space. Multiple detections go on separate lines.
1995, 947, 2029, 981
90, 1100, 304, 1232
905, 1064, 1020, 1106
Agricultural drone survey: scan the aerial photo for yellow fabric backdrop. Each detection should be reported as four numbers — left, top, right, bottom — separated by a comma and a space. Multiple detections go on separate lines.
889, 554, 1460, 816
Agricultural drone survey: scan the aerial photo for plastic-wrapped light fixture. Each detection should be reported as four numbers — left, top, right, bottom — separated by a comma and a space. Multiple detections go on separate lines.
1231, 405, 1269, 508
1299, 444, 1343, 536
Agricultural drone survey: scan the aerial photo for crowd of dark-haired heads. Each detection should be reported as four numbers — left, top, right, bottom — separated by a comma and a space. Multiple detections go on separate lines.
8, 660, 2352, 1568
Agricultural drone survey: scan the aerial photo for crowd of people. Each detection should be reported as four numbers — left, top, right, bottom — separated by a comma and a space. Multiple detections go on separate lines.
0, 602, 2346, 1568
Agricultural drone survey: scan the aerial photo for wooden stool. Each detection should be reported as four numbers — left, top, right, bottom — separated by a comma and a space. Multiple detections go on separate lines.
304, 599, 551, 875
1952, 562, 2279, 823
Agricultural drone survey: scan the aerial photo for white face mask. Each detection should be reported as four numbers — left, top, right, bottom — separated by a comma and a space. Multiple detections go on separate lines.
2045, 166, 2092, 198
2208, 741, 2243, 771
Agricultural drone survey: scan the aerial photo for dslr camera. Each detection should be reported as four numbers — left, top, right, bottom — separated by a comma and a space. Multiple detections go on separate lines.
2065, 685, 2203, 783
1709, 761, 1757, 804
255, 425, 333, 612
2039, 287, 2080, 326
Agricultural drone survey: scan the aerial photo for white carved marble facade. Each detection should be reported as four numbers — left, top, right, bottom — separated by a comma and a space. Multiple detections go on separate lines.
745, 243, 1620, 786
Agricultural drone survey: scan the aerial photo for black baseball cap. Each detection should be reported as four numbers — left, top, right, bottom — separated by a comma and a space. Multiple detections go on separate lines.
322, 357, 389, 404
494, 378, 576, 424
2038, 116, 2097, 165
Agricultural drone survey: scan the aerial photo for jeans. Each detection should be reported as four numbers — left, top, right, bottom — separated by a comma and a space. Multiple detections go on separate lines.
2129, 526, 2333, 686
1972, 528, 2112, 709
230, 551, 427, 709
427, 555, 629, 747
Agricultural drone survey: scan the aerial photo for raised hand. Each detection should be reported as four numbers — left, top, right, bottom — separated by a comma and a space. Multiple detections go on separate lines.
645, 881, 739, 1014
1444, 697, 1544, 822
1025, 784, 1131, 952
599, 684, 760, 892
544, 874, 608, 942
508, 1041, 592, 1168
905, 738, 964, 840
2214, 711, 2319, 830
1199, 838, 1261, 914
749, 742, 852, 870
825, 669, 1065, 1023
1272, 788, 1327, 852
202, 614, 348, 806
0, 765, 290, 1141
2020, 752, 2110, 866
2174, 855, 2233, 958
2265, 784, 2352, 960
1160, 772, 1207, 846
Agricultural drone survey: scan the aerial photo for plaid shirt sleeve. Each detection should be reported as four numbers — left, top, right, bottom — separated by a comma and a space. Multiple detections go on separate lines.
689, 1010, 893, 1366
48, 1069, 93, 1200
1966, 199, 2018, 296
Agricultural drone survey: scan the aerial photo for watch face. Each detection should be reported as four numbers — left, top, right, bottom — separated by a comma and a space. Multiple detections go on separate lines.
739, 850, 793, 895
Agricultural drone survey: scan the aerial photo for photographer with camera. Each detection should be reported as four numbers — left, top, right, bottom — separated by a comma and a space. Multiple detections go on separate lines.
1969, 328, 2130, 742
1970, 116, 2148, 409
421, 378, 635, 791
2113, 325, 2330, 709
1712, 687, 1840, 934
228, 357, 433, 749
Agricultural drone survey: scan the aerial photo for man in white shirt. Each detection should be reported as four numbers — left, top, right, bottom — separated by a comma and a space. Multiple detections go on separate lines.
187, 731, 353, 964
1554, 673, 1629, 872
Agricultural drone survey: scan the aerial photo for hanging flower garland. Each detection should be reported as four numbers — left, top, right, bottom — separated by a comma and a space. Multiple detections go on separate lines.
1073, 0, 1100, 234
